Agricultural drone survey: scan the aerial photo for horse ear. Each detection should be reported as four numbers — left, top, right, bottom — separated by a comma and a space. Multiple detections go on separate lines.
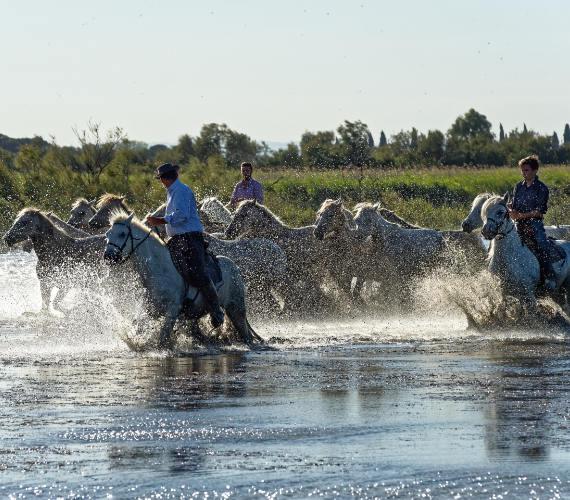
126, 213, 134, 223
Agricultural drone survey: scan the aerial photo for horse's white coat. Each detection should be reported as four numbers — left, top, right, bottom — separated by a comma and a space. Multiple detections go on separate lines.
481, 195, 570, 304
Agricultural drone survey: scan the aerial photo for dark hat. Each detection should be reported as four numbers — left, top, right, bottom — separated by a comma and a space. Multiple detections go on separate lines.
154, 163, 180, 179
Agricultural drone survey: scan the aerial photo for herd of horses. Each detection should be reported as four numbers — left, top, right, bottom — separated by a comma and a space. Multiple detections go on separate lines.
4, 191, 570, 348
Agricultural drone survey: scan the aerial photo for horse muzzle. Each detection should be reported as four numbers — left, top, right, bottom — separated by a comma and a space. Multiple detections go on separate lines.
480, 223, 497, 240
461, 219, 474, 233
104, 248, 123, 265
3, 232, 20, 247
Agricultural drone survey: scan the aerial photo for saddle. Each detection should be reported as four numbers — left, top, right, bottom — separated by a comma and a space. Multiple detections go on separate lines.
546, 238, 567, 264
205, 250, 223, 286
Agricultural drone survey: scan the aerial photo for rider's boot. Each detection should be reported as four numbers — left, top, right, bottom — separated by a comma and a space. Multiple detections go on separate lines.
542, 261, 557, 291
200, 280, 225, 328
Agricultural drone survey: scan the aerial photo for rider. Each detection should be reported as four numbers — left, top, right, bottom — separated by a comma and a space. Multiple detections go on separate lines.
146, 163, 225, 327
508, 155, 556, 291
229, 162, 264, 208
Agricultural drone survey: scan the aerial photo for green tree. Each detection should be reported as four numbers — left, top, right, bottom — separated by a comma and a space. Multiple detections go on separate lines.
499, 123, 505, 142
300, 130, 339, 168
564, 123, 570, 144
72, 121, 127, 183
175, 134, 194, 163
379, 131, 387, 147
336, 120, 372, 166
552, 132, 560, 150
410, 127, 419, 150
418, 130, 445, 162
448, 108, 493, 142
224, 129, 259, 166
193, 123, 226, 162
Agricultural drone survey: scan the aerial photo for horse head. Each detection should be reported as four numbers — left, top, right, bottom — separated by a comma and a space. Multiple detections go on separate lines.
481, 194, 511, 240
104, 212, 136, 264
89, 194, 129, 229
461, 193, 493, 233
67, 198, 97, 228
3, 209, 44, 246
225, 200, 269, 239
314, 198, 346, 240
353, 203, 380, 235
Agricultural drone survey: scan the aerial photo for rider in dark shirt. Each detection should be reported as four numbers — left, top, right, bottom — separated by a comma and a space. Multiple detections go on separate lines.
508, 155, 555, 290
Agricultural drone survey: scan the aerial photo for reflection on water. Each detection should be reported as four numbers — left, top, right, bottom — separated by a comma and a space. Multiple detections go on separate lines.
1, 250, 570, 497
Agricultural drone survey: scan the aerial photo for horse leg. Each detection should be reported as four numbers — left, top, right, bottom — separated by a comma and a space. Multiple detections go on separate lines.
224, 301, 259, 345
158, 304, 182, 350
38, 277, 51, 312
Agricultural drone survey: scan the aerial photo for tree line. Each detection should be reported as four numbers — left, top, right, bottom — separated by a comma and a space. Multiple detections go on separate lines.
2, 110, 570, 181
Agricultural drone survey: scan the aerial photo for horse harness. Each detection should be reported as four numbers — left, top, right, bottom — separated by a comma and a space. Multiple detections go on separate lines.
486, 206, 515, 239
107, 221, 154, 264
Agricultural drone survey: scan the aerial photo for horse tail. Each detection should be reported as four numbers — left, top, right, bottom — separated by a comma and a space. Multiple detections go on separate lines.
246, 318, 264, 343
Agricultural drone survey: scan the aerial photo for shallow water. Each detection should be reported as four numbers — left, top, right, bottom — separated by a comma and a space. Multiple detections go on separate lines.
1, 251, 570, 498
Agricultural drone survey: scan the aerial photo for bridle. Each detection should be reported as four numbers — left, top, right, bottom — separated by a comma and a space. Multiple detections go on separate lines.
106, 222, 153, 263
485, 206, 515, 239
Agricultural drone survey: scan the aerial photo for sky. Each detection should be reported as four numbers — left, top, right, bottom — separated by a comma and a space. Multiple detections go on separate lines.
2, 0, 570, 146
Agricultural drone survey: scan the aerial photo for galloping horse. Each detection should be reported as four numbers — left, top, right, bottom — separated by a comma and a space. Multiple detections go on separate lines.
3, 209, 105, 312
104, 212, 261, 348
481, 194, 570, 307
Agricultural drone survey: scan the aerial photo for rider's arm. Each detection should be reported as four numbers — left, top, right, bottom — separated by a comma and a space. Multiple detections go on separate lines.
164, 188, 190, 227
254, 181, 264, 205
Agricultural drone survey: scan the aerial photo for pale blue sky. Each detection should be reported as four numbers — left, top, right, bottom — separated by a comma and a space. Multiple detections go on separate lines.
2, 0, 569, 146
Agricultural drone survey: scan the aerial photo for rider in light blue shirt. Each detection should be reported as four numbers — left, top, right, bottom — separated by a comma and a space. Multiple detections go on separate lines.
163, 178, 203, 237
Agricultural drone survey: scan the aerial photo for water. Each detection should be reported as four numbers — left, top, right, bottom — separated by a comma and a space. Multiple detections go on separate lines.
1, 251, 570, 498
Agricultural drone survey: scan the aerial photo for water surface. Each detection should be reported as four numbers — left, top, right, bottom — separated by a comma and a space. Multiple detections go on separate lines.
1, 251, 569, 498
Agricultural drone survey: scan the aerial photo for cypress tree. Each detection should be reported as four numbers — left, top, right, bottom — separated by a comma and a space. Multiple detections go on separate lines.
367, 131, 374, 148
499, 123, 505, 142
379, 131, 387, 147
523, 123, 528, 134
564, 124, 570, 144
552, 132, 560, 149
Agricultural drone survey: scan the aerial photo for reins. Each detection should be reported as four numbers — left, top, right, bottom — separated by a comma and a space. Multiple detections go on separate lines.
107, 222, 154, 264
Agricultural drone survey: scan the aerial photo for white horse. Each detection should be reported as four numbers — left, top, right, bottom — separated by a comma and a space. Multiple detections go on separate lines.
463, 192, 570, 239
481, 194, 570, 306
200, 197, 233, 230
89, 193, 132, 229
3, 208, 106, 312
67, 198, 97, 230
104, 212, 260, 348
225, 200, 342, 313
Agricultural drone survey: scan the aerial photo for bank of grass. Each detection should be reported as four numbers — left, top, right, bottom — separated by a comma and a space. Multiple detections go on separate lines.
1, 162, 569, 235
257, 165, 570, 228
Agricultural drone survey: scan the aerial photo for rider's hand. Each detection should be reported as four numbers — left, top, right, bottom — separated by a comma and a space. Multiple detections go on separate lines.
146, 216, 164, 227
508, 208, 521, 220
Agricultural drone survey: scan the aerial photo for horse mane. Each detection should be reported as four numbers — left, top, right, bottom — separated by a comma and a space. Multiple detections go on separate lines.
110, 210, 163, 245
202, 196, 231, 213
96, 193, 130, 210
235, 200, 285, 225
317, 199, 342, 216
71, 197, 91, 210
17, 207, 43, 218
472, 192, 494, 208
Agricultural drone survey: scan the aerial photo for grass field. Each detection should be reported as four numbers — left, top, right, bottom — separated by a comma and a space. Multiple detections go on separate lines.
2, 163, 570, 234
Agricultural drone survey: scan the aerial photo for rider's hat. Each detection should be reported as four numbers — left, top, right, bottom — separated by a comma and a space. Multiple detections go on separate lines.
154, 163, 180, 179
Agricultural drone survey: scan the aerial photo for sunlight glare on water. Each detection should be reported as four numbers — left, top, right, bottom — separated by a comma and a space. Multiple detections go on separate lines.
0, 250, 569, 498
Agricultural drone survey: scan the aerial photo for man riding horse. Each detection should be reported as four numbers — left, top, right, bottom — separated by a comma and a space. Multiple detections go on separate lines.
508, 155, 556, 291
146, 163, 225, 328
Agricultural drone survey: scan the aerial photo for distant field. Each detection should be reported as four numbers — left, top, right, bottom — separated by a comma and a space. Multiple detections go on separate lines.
2, 164, 570, 235
255, 165, 570, 228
